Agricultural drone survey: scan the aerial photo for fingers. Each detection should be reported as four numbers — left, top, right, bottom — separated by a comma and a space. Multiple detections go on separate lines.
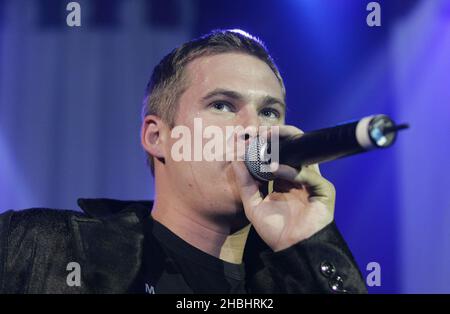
271, 163, 335, 210
266, 125, 304, 141
230, 125, 328, 214
277, 125, 304, 138
265, 124, 321, 176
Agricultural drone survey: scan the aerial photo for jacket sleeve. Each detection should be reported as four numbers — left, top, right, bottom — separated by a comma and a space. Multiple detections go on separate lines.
259, 221, 368, 294
0, 208, 83, 293
0, 210, 14, 293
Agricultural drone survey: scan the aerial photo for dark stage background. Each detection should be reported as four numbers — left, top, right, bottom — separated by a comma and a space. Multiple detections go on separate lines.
1, 0, 449, 293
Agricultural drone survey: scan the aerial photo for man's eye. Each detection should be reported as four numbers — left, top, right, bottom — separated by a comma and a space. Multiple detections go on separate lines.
210, 101, 234, 112
260, 108, 281, 119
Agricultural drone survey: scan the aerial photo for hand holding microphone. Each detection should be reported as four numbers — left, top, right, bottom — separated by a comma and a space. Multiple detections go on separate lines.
232, 114, 408, 252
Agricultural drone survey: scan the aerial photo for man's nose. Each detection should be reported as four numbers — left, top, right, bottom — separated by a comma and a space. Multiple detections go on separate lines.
238, 108, 263, 143
240, 107, 261, 129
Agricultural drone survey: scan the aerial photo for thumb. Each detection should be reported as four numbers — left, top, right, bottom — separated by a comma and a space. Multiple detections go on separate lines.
231, 160, 264, 216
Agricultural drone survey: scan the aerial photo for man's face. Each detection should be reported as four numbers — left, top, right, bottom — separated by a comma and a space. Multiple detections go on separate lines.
163, 52, 285, 219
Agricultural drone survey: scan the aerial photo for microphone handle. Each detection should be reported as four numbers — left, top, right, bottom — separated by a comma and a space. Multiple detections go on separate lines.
278, 121, 363, 168
276, 114, 400, 168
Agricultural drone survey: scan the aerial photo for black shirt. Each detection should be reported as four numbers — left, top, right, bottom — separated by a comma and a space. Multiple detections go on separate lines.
138, 216, 247, 294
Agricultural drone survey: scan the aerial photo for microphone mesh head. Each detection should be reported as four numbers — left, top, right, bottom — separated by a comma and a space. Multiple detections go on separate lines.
244, 136, 275, 181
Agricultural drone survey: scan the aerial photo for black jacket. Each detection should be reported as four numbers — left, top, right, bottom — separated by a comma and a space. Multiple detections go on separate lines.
0, 198, 367, 294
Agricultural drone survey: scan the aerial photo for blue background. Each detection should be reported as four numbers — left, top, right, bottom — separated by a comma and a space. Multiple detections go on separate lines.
1, 0, 449, 293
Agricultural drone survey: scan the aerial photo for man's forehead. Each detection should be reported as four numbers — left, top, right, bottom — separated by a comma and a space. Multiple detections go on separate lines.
184, 53, 284, 100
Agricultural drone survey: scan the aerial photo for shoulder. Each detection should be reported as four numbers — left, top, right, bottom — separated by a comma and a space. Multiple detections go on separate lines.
0, 208, 87, 244
3, 207, 85, 228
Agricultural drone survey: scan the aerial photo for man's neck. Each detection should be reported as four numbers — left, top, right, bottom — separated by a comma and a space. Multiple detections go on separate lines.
151, 200, 250, 264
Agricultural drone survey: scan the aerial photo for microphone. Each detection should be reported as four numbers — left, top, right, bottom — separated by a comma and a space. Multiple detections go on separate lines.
244, 114, 409, 181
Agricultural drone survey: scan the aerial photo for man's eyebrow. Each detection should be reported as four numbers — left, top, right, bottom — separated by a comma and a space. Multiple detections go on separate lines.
260, 95, 286, 110
202, 88, 286, 110
202, 88, 244, 101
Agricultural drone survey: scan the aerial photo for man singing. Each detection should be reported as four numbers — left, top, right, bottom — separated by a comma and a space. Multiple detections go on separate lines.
0, 29, 367, 294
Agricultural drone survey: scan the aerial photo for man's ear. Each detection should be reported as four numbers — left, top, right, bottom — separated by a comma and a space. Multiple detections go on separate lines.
141, 115, 167, 160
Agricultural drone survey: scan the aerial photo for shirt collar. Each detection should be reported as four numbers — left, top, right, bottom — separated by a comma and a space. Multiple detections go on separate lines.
77, 197, 153, 219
